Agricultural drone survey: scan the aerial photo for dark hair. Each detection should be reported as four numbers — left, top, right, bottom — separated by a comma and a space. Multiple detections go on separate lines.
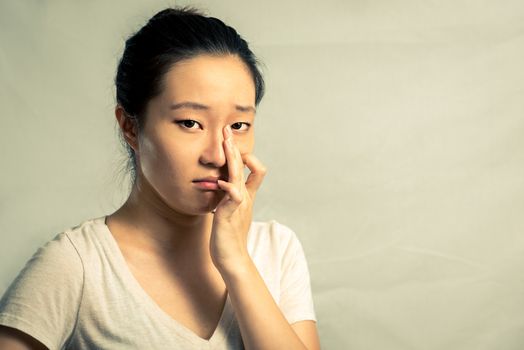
114, 6, 265, 187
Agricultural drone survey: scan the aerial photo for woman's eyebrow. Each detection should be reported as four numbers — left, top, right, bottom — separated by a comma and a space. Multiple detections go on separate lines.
236, 105, 256, 113
170, 101, 208, 111
170, 101, 256, 113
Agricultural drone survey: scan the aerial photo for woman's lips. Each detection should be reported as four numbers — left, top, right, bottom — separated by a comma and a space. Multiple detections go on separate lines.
193, 176, 222, 182
193, 180, 220, 190
193, 176, 227, 190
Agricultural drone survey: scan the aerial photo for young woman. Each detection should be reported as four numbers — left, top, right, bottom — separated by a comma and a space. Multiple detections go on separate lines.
0, 7, 320, 350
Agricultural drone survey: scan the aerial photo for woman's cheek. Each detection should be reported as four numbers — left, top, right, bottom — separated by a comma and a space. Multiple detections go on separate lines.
235, 135, 255, 154
139, 135, 175, 180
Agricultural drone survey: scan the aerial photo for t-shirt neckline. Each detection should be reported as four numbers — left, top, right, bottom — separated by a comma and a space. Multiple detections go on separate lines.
92, 215, 235, 346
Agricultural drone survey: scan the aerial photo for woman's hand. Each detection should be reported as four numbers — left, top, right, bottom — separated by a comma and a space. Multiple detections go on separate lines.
210, 125, 266, 274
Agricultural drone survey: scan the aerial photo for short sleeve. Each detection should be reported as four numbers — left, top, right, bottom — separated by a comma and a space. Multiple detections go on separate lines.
0, 231, 84, 350
277, 223, 317, 324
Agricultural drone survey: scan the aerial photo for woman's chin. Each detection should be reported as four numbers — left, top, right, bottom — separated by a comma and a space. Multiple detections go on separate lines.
197, 193, 224, 214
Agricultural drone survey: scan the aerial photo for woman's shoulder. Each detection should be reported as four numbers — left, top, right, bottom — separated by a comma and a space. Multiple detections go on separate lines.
61, 215, 107, 243
249, 219, 297, 241
11, 215, 110, 279
0, 216, 106, 287
247, 219, 304, 259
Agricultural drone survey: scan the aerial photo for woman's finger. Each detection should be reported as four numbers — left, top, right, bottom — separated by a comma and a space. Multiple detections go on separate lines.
217, 179, 243, 204
223, 126, 243, 185
216, 174, 244, 218
242, 153, 267, 199
215, 126, 247, 216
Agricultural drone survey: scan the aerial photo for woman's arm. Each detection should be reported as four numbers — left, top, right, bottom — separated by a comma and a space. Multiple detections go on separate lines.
211, 126, 321, 349
220, 260, 321, 350
0, 326, 48, 350
291, 321, 321, 350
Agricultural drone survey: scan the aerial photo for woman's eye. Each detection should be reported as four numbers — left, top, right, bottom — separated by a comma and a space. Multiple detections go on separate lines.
231, 122, 251, 132
174, 120, 251, 132
175, 119, 201, 130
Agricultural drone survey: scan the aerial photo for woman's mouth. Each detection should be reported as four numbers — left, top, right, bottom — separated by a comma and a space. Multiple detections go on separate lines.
192, 176, 224, 190
193, 180, 220, 190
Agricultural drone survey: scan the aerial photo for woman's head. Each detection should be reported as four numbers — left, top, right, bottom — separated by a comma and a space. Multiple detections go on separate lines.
115, 6, 265, 189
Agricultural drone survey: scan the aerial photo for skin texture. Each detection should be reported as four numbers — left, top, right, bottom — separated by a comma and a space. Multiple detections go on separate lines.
0, 326, 47, 350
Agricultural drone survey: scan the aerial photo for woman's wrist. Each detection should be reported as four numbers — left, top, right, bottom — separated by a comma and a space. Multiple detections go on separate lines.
216, 254, 256, 283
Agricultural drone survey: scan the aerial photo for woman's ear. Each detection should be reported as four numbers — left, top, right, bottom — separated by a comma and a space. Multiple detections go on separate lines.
115, 105, 139, 152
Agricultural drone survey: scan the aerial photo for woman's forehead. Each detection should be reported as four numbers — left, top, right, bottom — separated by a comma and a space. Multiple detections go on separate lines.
164, 55, 253, 86
159, 55, 256, 107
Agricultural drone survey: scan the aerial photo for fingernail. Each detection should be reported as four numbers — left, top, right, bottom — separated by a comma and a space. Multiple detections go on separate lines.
225, 125, 232, 137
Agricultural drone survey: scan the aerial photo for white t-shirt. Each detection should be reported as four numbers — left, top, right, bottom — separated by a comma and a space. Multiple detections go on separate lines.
0, 216, 317, 349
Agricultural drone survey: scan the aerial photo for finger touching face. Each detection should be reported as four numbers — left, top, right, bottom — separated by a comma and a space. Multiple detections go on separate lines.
132, 54, 257, 214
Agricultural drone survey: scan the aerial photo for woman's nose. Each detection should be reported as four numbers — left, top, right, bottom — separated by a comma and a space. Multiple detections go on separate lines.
199, 133, 227, 168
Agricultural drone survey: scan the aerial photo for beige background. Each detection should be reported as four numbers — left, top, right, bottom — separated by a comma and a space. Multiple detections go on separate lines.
2, 1, 524, 349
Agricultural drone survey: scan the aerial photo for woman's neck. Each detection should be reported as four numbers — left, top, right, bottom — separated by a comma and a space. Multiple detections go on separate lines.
107, 184, 215, 265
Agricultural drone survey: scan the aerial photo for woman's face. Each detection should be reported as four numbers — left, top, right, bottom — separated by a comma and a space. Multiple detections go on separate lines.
135, 54, 256, 215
